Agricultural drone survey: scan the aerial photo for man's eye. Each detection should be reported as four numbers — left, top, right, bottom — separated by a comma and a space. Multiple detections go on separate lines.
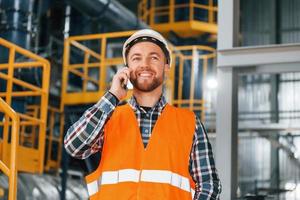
132, 57, 140, 61
151, 56, 159, 60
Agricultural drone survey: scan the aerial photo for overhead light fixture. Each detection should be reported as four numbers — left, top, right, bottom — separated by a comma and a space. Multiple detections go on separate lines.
206, 77, 218, 89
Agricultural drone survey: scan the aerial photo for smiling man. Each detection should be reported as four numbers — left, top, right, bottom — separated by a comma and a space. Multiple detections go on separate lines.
64, 29, 221, 200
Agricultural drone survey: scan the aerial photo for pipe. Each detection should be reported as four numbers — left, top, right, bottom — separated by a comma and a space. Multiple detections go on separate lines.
66, 0, 148, 30
0, 0, 34, 49
0, 0, 38, 113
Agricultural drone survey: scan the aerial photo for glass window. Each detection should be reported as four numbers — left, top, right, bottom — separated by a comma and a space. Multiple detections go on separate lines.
239, 0, 300, 46
237, 71, 300, 200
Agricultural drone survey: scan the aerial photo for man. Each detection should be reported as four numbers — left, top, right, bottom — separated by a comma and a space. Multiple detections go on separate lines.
64, 29, 221, 199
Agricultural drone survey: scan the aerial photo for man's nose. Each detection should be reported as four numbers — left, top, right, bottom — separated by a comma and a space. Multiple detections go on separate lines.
140, 57, 150, 69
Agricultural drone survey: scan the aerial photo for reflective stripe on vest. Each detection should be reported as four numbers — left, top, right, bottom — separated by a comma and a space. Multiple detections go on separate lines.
87, 169, 195, 197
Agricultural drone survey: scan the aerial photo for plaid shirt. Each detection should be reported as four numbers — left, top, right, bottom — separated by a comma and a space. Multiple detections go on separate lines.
64, 92, 221, 199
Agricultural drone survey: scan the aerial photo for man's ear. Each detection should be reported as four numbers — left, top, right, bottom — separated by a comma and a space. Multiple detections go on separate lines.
164, 63, 170, 73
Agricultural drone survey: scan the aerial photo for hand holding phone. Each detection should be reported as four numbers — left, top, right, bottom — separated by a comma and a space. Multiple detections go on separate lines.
109, 67, 131, 101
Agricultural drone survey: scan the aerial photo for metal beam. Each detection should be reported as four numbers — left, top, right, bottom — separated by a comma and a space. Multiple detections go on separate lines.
217, 0, 239, 50
270, 134, 280, 195
238, 122, 300, 132
269, 73, 280, 195
216, 1, 240, 199
217, 0, 300, 199
270, 74, 279, 123
216, 67, 238, 200
218, 43, 300, 67
233, 63, 300, 75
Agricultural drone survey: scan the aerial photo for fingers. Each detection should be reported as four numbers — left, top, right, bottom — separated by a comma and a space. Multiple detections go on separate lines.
118, 72, 128, 86
109, 67, 133, 101
119, 68, 131, 79
117, 68, 131, 85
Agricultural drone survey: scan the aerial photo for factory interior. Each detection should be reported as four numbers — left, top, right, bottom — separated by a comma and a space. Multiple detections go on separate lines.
0, 0, 300, 199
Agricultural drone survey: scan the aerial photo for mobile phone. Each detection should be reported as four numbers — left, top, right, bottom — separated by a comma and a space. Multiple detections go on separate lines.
120, 65, 131, 90
121, 80, 128, 90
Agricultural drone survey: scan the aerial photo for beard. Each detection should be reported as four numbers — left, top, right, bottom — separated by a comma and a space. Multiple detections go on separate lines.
130, 70, 164, 92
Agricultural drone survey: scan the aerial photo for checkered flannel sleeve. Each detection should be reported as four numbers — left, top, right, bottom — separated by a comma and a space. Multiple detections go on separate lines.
190, 116, 222, 200
64, 92, 119, 159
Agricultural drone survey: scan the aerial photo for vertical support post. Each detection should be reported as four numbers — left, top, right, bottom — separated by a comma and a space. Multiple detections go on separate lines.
270, 74, 280, 194
0, 98, 19, 200
216, 0, 240, 197
216, 67, 238, 200
189, 0, 194, 21
178, 55, 184, 106
270, 0, 281, 44
217, 0, 240, 50
100, 38, 107, 92
31, 106, 39, 147
46, 109, 55, 170
209, 0, 213, 23
38, 61, 50, 173
83, 53, 90, 92
170, 0, 175, 23
9, 112, 19, 200
3, 47, 15, 164
275, 0, 281, 44
202, 56, 208, 122
61, 39, 70, 112
167, 51, 176, 104
150, 0, 155, 25
57, 113, 65, 171
190, 47, 196, 111
60, 147, 69, 200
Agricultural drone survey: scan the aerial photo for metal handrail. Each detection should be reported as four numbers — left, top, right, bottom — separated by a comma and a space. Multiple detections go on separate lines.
171, 45, 216, 122
139, 0, 218, 25
62, 31, 138, 107
0, 38, 50, 173
63, 33, 216, 124
44, 106, 64, 172
0, 97, 19, 200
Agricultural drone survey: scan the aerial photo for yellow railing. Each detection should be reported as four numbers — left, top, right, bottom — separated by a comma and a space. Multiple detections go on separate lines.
0, 38, 50, 173
44, 106, 64, 172
0, 97, 19, 200
62, 31, 135, 106
63, 32, 215, 123
18, 105, 64, 173
19, 105, 39, 147
171, 45, 216, 122
138, 0, 218, 37
63, 31, 177, 107
63, 31, 175, 106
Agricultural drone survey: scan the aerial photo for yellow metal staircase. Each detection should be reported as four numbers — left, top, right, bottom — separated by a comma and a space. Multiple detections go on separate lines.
0, 97, 19, 200
0, 38, 50, 174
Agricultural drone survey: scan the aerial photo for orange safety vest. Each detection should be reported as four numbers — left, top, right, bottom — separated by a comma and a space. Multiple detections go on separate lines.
85, 104, 196, 200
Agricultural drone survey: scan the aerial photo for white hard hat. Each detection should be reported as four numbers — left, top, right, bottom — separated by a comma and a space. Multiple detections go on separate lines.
122, 29, 172, 67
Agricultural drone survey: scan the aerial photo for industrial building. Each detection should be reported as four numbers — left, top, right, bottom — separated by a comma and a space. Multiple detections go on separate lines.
0, 0, 300, 199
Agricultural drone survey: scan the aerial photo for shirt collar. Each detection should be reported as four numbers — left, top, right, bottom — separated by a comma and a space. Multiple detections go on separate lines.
128, 95, 167, 113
